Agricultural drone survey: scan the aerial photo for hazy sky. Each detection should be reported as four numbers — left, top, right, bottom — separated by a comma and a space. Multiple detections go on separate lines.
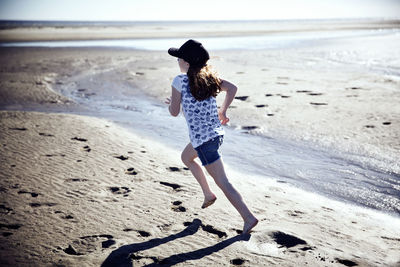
0, 0, 399, 21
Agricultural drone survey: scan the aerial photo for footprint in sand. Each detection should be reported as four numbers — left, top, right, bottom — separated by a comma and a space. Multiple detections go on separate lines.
167, 167, 181, 172
65, 178, 89, 182
267, 113, 274, 117
159, 181, 182, 191
123, 228, 152, 237
168, 167, 180, 172
265, 94, 273, 97
39, 132, 54, 137
335, 258, 358, 266
29, 202, 58, 208
365, 125, 375, 128
308, 93, 323, 96
296, 90, 312, 93
310, 102, 328, 106
9, 127, 27, 131
382, 122, 391, 125
230, 258, 247, 265
63, 215, 74, 220
235, 96, 249, 101
241, 126, 259, 131
381, 236, 400, 242
18, 190, 39, 197
45, 154, 65, 158
71, 137, 87, 142
171, 200, 186, 212
63, 234, 116, 255
255, 104, 268, 108
201, 224, 227, 238
114, 155, 129, 160
125, 167, 138, 175
108, 187, 131, 197
0, 223, 22, 237
136, 230, 151, 237
54, 211, 76, 221
83, 145, 91, 152
270, 231, 307, 249
232, 228, 243, 235
0, 223, 22, 230
0, 204, 13, 214
321, 206, 334, 212
131, 254, 160, 265
156, 223, 172, 231
287, 210, 305, 217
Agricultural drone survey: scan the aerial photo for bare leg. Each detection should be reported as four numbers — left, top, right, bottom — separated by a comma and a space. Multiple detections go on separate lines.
205, 158, 258, 233
181, 143, 216, 208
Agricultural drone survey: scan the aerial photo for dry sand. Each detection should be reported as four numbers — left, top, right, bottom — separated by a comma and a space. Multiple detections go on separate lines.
1, 23, 400, 266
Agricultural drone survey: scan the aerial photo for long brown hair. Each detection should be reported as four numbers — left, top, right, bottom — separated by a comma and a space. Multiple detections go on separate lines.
187, 64, 222, 101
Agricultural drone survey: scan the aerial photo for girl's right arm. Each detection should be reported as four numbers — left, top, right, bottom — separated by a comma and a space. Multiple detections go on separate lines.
166, 86, 181, 117
219, 79, 238, 125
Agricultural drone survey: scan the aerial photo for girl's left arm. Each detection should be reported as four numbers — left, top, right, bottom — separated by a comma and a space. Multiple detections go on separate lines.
218, 79, 238, 124
165, 86, 181, 117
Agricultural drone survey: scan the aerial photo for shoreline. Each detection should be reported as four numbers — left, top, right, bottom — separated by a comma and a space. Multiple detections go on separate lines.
1, 19, 399, 42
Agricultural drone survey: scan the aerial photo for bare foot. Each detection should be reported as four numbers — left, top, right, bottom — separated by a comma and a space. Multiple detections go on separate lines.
201, 196, 217, 209
243, 217, 258, 234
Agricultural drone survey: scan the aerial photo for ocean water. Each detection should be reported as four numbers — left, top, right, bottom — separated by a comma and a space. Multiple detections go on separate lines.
1, 28, 398, 51
2, 25, 399, 77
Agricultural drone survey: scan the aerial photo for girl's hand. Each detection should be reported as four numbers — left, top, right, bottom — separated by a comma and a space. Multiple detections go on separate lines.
165, 97, 171, 105
218, 110, 230, 125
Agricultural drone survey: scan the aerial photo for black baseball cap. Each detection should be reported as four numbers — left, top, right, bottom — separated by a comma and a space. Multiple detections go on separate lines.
168, 39, 210, 68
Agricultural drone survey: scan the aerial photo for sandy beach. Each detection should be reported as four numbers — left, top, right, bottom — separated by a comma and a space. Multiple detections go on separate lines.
1, 21, 400, 266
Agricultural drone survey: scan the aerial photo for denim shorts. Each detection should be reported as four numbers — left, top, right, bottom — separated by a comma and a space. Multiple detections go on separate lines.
194, 135, 224, 166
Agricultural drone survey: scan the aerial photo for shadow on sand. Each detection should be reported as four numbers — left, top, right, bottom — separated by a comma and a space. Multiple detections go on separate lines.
101, 218, 250, 266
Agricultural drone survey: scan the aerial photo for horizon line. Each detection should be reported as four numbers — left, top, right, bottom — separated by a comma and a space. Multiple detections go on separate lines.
1, 17, 400, 23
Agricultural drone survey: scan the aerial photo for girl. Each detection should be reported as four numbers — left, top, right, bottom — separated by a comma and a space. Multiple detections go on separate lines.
165, 39, 258, 234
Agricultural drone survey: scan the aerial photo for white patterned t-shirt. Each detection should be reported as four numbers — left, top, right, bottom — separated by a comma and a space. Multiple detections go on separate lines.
172, 74, 224, 148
